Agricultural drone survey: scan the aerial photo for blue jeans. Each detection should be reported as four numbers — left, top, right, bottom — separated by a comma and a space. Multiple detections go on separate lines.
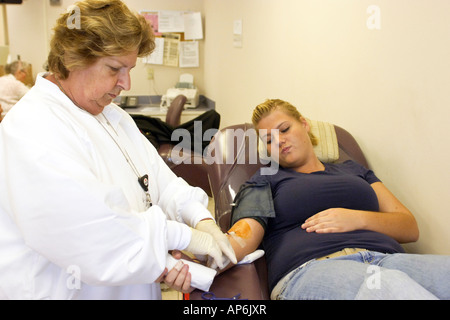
276, 251, 450, 300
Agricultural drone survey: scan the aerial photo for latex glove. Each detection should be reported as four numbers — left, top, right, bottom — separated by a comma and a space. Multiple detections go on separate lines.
185, 228, 226, 269
208, 255, 231, 271
195, 219, 237, 267
209, 250, 265, 269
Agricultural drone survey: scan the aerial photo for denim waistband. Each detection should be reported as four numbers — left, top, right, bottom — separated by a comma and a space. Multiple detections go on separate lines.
270, 248, 368, 300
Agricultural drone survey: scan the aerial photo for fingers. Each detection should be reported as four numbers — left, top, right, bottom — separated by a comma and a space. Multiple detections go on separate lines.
163, 260, 193, 294
208, 256, 230, 270
302, 209, 338, 232
196, 220, 237, 266
302, 221, 335, 233
301, 208, 353, 233
186, 228, 230, 270
211, 232, 236, 265
215, 234, 238, 265
208, 235, 238, 269
155, 267, 168, 283
302, 215, 335, 233
207, 241, 226, 269
301, 213, 320, 232
171, 249, 183, 260
302, 216, 327, 232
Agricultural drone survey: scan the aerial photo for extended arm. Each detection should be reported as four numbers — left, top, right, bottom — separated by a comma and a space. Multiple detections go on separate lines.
301, 181, 419, 243
162, 218, 264, 291
220, 218, 265, 272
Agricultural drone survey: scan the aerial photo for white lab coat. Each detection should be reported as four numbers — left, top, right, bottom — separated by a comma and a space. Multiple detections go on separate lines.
0, 74, 30, 117
0, 74, 213, 299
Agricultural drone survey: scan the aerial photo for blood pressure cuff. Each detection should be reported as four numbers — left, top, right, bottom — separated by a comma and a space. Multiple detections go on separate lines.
230, 182, 276, 230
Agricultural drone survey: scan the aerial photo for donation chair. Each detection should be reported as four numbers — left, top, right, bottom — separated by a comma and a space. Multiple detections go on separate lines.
161, 95, 212, 196
189, 120, 369, 300
132, 95, 212, 196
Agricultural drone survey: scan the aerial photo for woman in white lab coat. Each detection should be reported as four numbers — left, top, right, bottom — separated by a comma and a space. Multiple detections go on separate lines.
0, 0, 235, 300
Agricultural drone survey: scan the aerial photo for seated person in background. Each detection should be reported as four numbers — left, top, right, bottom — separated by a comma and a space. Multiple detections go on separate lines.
0, 60, 30, 119
220, 98, 450, 300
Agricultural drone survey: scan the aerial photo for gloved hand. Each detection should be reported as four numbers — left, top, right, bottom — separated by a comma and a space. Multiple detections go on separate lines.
195, 219, 237, 268
185, 228, 225, 269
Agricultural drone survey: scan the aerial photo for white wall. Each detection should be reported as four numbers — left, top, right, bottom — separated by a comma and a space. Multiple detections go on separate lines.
0, 6, 6, 45
203, 0, 450, 255
2, 0, 47, 72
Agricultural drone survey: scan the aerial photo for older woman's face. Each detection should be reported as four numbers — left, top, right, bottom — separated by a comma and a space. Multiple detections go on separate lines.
257, 109, 314, 170
14, 66, 27, 83
68, 50, 138, 115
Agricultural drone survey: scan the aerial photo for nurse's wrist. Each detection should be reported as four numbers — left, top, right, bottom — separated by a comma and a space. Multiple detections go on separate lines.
180, 201, 214, 228
166, 220, 192, 251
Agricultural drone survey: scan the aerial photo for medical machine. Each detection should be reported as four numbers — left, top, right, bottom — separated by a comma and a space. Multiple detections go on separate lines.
161, 73, 199, 109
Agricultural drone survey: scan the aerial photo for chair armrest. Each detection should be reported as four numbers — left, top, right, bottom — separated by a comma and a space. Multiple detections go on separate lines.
189, 262, 269, 300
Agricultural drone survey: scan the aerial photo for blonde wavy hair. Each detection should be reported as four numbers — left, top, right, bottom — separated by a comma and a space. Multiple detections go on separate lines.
47, 0, 154, 79
252, 99, 318, 146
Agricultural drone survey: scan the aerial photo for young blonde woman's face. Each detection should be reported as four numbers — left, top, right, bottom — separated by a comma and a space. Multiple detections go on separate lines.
257, 109, 314, 170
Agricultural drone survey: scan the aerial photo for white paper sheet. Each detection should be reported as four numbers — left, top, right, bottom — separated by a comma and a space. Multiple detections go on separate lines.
145, 37, 164, 65
184, 12, 203, 40
158, 10, 185, 33
162, 33, 180, 67
179, 41, 199, 68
